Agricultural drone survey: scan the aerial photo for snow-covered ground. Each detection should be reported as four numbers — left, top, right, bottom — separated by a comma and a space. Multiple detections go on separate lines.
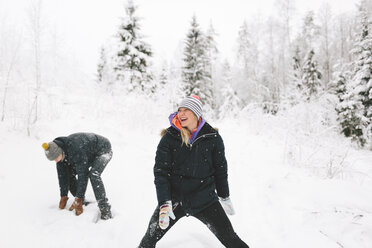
0, 97, 371, 248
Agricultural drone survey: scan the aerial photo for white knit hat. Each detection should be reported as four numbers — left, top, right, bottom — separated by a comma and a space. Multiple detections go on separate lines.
178, 95, 203, 119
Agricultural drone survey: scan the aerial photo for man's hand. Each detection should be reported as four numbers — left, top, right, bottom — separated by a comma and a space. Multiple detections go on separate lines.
69, 198, 83, 216
59, 196, 69, 209
159, 201, 176, 230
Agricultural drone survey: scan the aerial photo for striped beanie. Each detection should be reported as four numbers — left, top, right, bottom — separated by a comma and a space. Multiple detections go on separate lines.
178, 95, 203, 120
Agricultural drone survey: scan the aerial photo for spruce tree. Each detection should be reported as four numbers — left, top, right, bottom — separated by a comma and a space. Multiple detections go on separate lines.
237, 21, 258, 79
114, 0, 152, 92
300, 11, 319, 59
301, 49, 322, 100
333, 69, 365, 144
96, 46, 114, 91
218, 61, 241, 119
284, 46, 303, 105
205, 22, 219, 77
293, 46, 302, 88
203, 22, 218, 110
236, 20, 261, 104
347, 3, 372, 146
97, 47, 107, 83
336, 87, 366, 145
182, 15, 213, 110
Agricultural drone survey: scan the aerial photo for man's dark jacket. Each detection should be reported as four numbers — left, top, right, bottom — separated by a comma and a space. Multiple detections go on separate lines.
154, 122, 230, 215
53, 133, 111, 198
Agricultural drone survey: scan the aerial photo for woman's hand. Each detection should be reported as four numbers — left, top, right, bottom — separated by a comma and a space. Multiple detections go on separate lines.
159, 201, 176, 229
219, 197, 236, 215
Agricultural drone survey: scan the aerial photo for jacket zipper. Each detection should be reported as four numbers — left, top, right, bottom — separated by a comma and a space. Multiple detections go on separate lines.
189, 133, 216, 150
189, 133, 217, 180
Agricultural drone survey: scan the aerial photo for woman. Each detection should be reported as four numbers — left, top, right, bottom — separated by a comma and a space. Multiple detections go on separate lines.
139, 95, 249, 248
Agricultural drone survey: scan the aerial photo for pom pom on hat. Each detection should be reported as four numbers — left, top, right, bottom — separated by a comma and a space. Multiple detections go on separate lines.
178, 95, 203, 119
191, 95, 200, 100
42, 143, 49, 150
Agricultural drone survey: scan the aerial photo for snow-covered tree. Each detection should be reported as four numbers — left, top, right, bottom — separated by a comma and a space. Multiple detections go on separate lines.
236, 21, 259, 81
347, 3, 372, 146
218, 61, 241, 119
336, 82, 367, 146
159, 61, 168, 88
154, 60, 169, 98
301, 49, 322, 101
260, 17, 277, 104
114, 0, 152, 93
96, 46, 115, 91
331, 69, 362, 144
300, 11, 319, 58
236, 20, 261, 104
204, 22, 218, 109
274, 0, 295, 44
318, 3, 333, 88
182, 15, 213, 110
205, 22, 218, 73
27, 0, 44, 136
274, 0, 295, 101
292, 46, 303, 88
283, 46, 303, 105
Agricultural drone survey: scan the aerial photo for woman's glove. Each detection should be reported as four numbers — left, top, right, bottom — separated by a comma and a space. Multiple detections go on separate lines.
69, 197, 83, 216
219, 197, 235, 215
159, 200, 176, 229
59, 196, 69, 209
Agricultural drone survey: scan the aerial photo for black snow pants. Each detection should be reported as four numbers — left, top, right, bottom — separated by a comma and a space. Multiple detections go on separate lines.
138, 201, 249, 248
89, 150, 113, 211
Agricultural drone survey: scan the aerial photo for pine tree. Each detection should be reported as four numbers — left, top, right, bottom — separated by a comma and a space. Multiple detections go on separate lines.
96, 46, 114, 90
182, 15, 213, 110
159, 61, 168, 88
155, 61, 169, 97
236, 21, 260, 104
97, 47, 107, 83
114, 0, 152, 92
203, 22, 218, 110
300, 11, 319, 59
301, 49, 322, 100
236, 21, 258, 79
336, 82, 366, 146
205, 22, 219, 77
285, 46, 303, 105
218, 61, 241, 119
332, 69, 365, 144
292, 46, 302, 87
332, 70, 349, 99
347, 3, 372, 146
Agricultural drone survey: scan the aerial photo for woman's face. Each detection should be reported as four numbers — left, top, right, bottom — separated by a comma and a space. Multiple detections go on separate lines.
178, 107, 197, 131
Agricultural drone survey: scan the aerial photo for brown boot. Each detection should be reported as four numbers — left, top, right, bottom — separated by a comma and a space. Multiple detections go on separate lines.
59, 196, 69, 209
69, 198, 83, 216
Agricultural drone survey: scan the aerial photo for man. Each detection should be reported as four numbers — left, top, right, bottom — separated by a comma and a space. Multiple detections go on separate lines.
42, 132, 113, 220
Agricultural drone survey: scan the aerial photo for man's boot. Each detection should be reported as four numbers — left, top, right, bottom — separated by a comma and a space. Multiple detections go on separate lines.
100, 207, 112, 220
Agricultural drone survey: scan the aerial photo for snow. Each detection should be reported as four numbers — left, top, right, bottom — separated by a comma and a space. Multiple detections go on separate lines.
1, 96, 371, 248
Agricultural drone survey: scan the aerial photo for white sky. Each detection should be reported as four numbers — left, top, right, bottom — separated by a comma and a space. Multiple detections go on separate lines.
1, 0, 361, 76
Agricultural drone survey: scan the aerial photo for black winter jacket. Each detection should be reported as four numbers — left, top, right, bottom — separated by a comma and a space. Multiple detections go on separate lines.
53, 133, 111, 198
154, 122, 230, 215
